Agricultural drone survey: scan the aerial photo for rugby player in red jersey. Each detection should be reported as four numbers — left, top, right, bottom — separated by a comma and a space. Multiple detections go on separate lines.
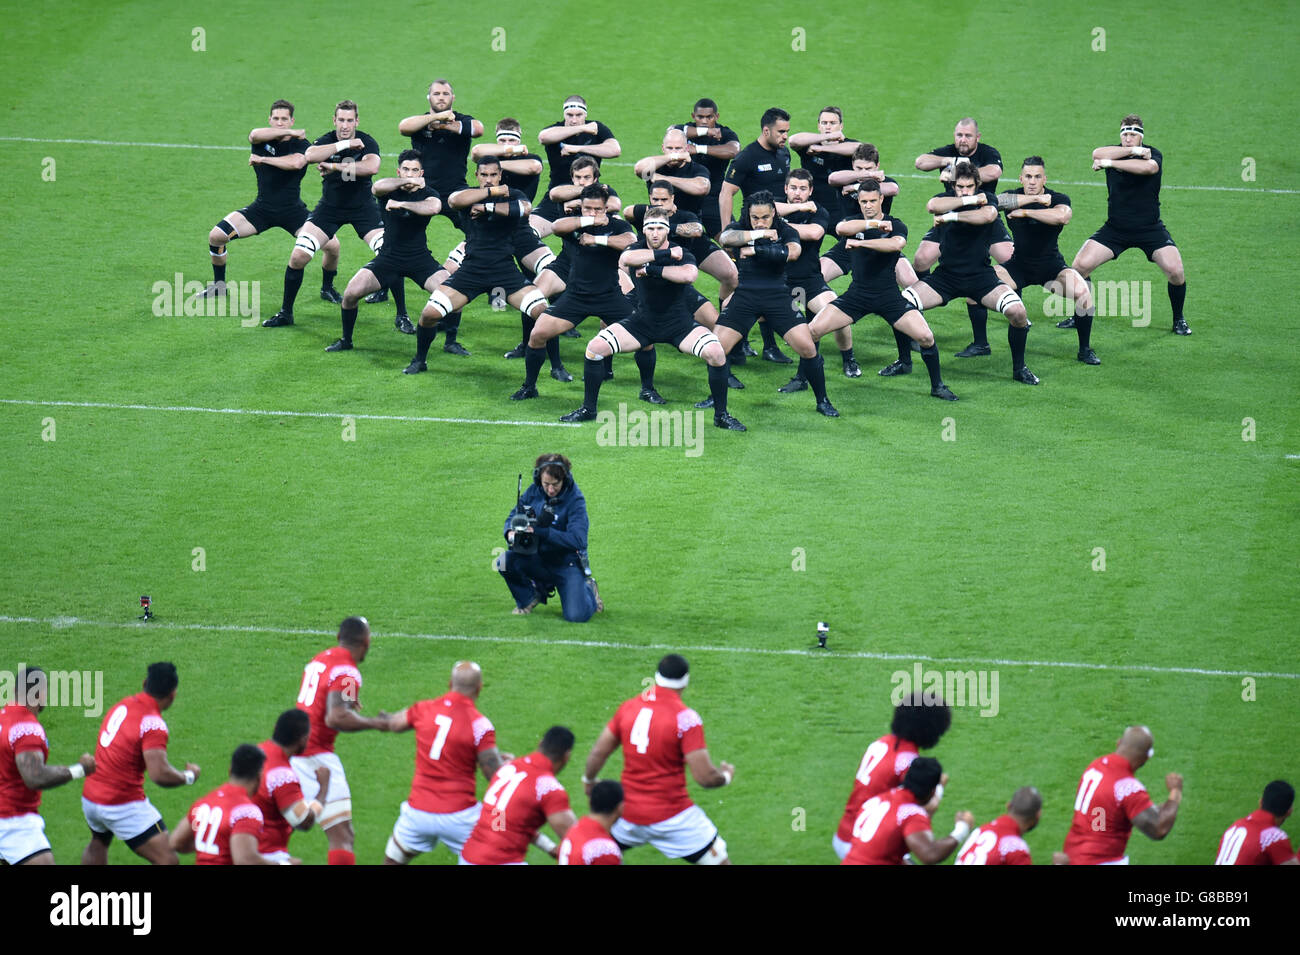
81, 662, 200, 865
955, 786, 1041, 865
833, 692, 951, 860
0, 666, 96, 865
583, 654, 734, 864
292, 615, 391, 865
842, 757, 973, 866
381, 661, 509, 863
459, 726, 577, 865
559, 780, 624, 866
1214, 780, 1297, 865
1060, 725, 1183, 864
172, 744, 280, 865
254, 709, 322, 864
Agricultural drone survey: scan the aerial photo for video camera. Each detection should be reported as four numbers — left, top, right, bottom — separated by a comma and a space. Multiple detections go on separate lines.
507, 474, 557, 555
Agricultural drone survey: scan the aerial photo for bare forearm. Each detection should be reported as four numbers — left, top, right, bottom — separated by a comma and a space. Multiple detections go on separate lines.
915, 153, 949, 171
572, 141, 620, 158
16, 753, 75, 790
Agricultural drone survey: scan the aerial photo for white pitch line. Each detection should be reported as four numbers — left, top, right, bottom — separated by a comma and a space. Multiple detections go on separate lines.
1287, 454, 1300, 459
2, 615, 1295, 681
0, 398, 577, 429
3, 135, 1296, 196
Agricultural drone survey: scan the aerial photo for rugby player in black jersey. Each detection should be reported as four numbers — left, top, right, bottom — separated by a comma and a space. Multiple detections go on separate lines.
670, 98, 741, 238
533, 96, 621, 238
998, 157, 1098, 364
558, 210, 729, 423
263, 101, 383, 329
697, 190, 839, 429
197, 99, 340, 303
914, 118, 1012, 359
790, 107, 861, 218
905, 161, 1038, 385
1070, 115, 1189, 335
807, 179, 956, 401
508, 184, 638, 403
325, 150, 453, 354
410, 156, 549, 374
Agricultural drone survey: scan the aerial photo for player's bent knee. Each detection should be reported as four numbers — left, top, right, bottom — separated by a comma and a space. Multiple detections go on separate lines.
588, 328, 620, 359
426, 290, 454, 319
319, 799, 353, 830
996, 290, 1023, 315
368, 233, 384, 254
902, 288, 922, 311
385, 835, 416, 864
520, 290, 548, 318
293, 232, 320, 258
695, 835, 728, 865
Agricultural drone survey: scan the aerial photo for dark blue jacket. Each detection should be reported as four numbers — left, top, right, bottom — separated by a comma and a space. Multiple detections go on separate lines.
503, 479, 590, 568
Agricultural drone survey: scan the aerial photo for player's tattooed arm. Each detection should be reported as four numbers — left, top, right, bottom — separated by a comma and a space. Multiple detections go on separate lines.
15, 750, 95, 790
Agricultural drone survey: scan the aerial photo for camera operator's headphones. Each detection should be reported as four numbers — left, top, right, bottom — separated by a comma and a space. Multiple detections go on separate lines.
533, 455, 571, 491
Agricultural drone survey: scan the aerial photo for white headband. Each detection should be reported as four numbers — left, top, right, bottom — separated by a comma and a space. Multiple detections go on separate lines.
563, 99, 587, 113
643, 215, 670, 228
496, 131, 521, 142
654, 670, 688, 689
1120, 124, 1144, 137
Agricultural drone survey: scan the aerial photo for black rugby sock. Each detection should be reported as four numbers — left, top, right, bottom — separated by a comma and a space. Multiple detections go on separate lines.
1009, 324, 1028, 372
438, 310, 462, 345
893, 328, 913, 364
967, 304, 989, 346
341, 307, 357, 342
840, 347, 855, 364
524, 346, 546, 388
546, 337, 562, 367
1168, 282, 1186, 321
1076, 307, 1095, 351
583, 357, 604, 410
212, 259, 226, 284
635, 347, 656, 389
708, 362, 729, 414
322, 268, 337, 291
282, 266, 304, 312
801, 355, 828, 402
415, 324, 435, 361
920, 344, 943, 388
391, 281, 407, 317
759, 321, 778, 351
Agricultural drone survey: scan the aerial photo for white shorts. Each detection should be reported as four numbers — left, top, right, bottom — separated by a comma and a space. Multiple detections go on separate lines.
1098, 855, 1131, 865
81, 796, 164, 843
831, 834, 851, 861
261, 849, 293, 865
392, 801, 481, 857
612, 804, 719, 860
291, 752, 351, 827
0, 812, 52, 864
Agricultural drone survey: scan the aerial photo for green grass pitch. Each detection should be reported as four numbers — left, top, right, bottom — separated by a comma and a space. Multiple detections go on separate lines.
2, 0, 1297, 869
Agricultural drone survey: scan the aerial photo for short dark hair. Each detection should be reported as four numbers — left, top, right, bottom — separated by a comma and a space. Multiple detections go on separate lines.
144, 662, 179, 699
657, 654, 689, 681
230, 743, 266, 781
534, 452, 572, 488
272, 709, 311, 748
693, 98, 719, 113
398, 149, 423, 167
819, 106, 843, 122
856, 178, 882, 196
760, 107, 790, 129
338, 616, 369, 648
539, 725, 576, 762
952, 159, 980, 186
564, 95, 587, 110
1122, 113, 1143, 129
496, 117, 522, 136
890, 693, 952, 749
570, 155, 600, 177
335, 100, 358, 117
648, 179, 676, 196
786, 168, 813, 185
1009, 785, 1043, 817
902, 756, 943, 802
475, 154, 502, 170
853, 143, 880, 165
590, 779, 624, 814
1262, 780, 1295, 817
580, 183, 611, 204
1022, 155, 1045, 169
270, 99, 294, 117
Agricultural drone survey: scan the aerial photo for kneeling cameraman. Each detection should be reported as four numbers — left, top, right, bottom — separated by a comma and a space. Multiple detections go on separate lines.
497, 453, 602, 622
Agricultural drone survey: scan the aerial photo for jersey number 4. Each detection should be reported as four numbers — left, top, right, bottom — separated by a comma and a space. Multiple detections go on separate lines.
629, 708, 653, 754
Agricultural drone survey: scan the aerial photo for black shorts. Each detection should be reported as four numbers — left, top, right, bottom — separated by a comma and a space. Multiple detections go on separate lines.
237, 200, 309, 236
685, 287, 710, 315
1005, 254, 1068, 291
1088, 220, 1178, 261
822, 238, 852, 274
543, 248, 572, 284
619, 308, 702, 349
547, 289, 634, 327
718, 285, 804, 337
701, 202, 724, 239
918, 267, 1004, 307
532, 197, 563, 222
365, 253, 443, 292
685, 236, 723, 265
512, 224, 547, 263
307, 201, 384, 241
787, 275, 833, 307
836, 286, 914, 326
446, 257, 530, 300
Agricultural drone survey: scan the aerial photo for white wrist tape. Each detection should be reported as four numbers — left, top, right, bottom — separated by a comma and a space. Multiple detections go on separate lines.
333, 141, 352, 154
695, 144, 708, 155
961, 195, 977, 207
721, 769, 733, 786
534, 834, 557, 853
950, 820, 971, 843
1099, 158, 1113, 168
593, 235, 609, 246
69, 763, 85, 780
579, 216, 595, 227
695, 126, 709, 137
932, 782, 944, 803
942, 212, 959, 223
484, 202, 496, 213
183, 770, 196, 785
